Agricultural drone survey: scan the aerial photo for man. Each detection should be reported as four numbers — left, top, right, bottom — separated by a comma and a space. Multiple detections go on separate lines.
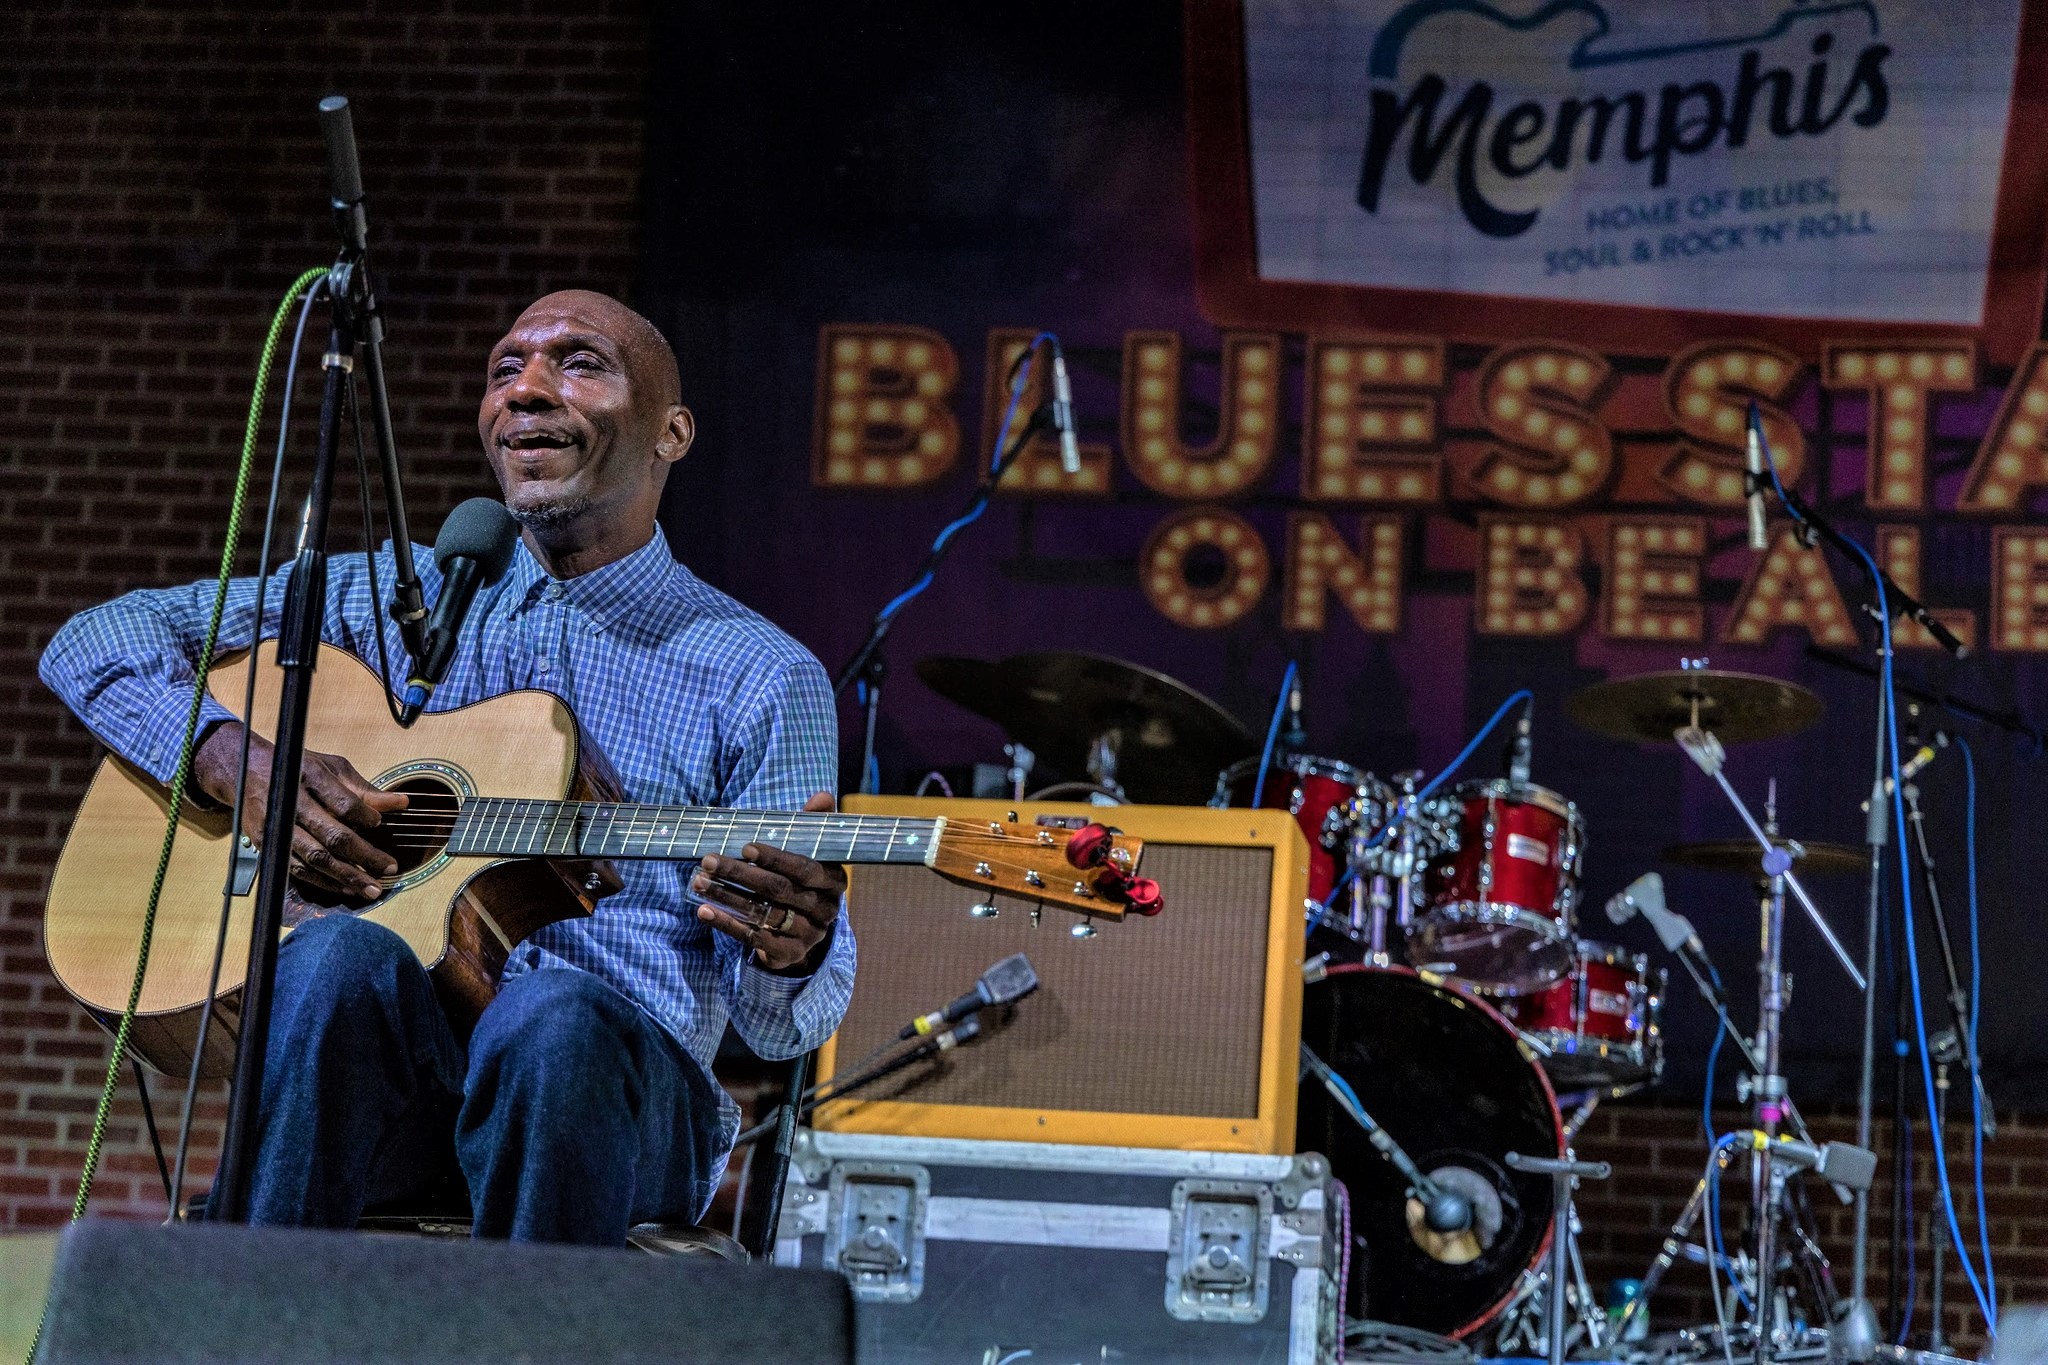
40, 291, 854, 1245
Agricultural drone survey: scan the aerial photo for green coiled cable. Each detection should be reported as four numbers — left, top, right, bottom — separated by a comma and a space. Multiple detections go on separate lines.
24, 264, 329, 1364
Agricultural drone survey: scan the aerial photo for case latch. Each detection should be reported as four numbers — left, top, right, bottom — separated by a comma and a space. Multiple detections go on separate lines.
823, 1160, 928, 1303
1166, 1178, 1273, 1322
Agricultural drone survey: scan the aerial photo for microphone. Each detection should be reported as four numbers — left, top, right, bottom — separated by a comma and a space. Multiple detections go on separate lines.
1744, 402, 1770, 551
318, 95, 369, 254
899, 952, 1039, 1039
1280, 674, 1307, 750
1048, 339, 1081, 475
1507, 709, 1532, 786
399, 498, 521, 726
1605, 872, 1701, 958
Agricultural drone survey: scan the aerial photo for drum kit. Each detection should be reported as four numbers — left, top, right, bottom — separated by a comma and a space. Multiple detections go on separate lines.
923, 651, 1898, 1364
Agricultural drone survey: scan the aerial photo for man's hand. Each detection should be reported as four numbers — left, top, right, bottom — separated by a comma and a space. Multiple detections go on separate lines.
193, 721, 408, 901
692, 790, 846, 974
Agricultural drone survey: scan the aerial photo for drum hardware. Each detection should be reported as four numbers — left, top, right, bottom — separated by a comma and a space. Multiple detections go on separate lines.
1629, 735, 1871, 1365
1299, 966, 1564, 1340
1001, 741, 1034, 801
1301, 1042, 1484, 1253
1217, 752, 1394, 911
917, 652, 1254, 806
1506, 1149, 1612, 1365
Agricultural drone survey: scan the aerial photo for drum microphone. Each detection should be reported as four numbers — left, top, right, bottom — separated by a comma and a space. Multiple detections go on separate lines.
399, 498, 521, 726
899, 952, 1039, 1039
1506, 707, 1532, 785
1048, 338, 1082, 475
1744, 402, 1770, 551
1604, 872, 1702, 959
1280, 675, 1307, 750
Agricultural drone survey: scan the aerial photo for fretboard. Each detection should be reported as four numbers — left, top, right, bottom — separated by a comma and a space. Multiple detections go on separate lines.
446, 798, 945, 866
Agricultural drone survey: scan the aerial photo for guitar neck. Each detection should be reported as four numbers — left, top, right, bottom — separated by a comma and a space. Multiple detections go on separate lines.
447, 798, 945, 866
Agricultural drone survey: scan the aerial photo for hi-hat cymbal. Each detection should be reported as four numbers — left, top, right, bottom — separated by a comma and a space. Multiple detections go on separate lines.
1663, 839, 1870, 878
916, 652, 1255, 805
1568, 670, 1823, 745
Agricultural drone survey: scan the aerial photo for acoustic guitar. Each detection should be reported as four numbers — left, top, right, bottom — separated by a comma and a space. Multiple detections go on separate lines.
43, 643, 1157, 1077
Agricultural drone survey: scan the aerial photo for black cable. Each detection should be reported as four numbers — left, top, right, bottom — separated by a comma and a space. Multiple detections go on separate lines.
344, 372, 409, 724
130, 1058, 173, 1207
166, 275, 326, 1223
731, 1028, 966, 1149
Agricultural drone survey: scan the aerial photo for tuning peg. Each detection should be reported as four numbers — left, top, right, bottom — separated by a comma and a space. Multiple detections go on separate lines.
970, 900, 999, 919
1069, 919, 1098, 939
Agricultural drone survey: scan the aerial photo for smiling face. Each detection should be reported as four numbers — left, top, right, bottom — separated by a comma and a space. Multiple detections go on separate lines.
477, 291, 692, 561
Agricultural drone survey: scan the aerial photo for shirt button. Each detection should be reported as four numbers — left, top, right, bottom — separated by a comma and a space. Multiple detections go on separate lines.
543, 583, 566, 602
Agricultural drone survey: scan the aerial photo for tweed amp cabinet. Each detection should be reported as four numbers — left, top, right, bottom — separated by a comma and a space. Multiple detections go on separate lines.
815, 796, 1310, 1154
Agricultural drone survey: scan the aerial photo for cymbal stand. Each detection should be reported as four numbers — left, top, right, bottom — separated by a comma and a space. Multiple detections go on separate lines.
1751, 781, 1790, 1365
1671, 726, 1868, 1364
1928, 1030, 1959, 1354
1507, 1151, 1611, 1365
1899, 765, 1995, 1135
1617, 1140, 1743, 1339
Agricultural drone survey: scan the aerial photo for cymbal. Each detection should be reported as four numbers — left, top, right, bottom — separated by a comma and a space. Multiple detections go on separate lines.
916, 652, 1255, 805
1567, 670, 1822, 745
1663, 839, 1870, 878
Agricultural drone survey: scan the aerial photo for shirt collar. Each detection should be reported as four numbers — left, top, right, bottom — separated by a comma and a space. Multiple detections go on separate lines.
506, 532, 678, 633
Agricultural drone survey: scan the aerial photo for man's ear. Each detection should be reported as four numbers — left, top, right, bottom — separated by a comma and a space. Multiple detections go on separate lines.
655, 405, 695, 466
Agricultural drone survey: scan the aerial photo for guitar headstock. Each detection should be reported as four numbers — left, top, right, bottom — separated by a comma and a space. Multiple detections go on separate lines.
926, 816, 1160, 921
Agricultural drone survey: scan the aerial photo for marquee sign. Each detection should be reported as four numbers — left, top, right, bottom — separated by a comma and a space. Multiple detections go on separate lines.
811, 321, 2048, 651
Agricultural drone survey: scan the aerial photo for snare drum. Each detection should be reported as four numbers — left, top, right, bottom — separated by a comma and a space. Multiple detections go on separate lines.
1407, 779, 1584, 993
1214, 753, 1392, 904
1488, 941, 1664, 1090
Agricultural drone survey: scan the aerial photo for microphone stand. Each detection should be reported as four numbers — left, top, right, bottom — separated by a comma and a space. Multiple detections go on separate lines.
211, 97, 424, 1222
1754, 473, 1968, 1361
831, 403, 1052, 790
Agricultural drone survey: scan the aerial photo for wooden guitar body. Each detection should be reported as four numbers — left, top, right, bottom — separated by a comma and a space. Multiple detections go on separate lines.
43, 643, 623, 1078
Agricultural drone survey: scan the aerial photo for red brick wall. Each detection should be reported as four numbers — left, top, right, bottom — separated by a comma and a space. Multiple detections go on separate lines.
0, 0, 647, 1224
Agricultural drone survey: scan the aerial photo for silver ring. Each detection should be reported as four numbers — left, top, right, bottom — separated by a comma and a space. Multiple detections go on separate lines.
770, 905, 797, 933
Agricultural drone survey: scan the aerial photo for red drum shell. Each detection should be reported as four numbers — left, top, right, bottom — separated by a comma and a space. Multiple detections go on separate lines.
1408, 780, 1583, 993
1489, 941, 1663, 1091
1217, 753, 1390, 905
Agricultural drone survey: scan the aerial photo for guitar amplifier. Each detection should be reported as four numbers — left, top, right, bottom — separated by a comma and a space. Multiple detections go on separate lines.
819, 797, 1308, 1154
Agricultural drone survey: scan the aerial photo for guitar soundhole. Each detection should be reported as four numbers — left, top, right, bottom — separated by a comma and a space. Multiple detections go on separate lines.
367, 775, 463, 873
292, 774, 462, 913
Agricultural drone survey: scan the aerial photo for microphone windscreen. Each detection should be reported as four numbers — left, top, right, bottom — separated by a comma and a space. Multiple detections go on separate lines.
979, 952, 1039, 1006
1605, 871, 1663, 926
434, 497, 520, 578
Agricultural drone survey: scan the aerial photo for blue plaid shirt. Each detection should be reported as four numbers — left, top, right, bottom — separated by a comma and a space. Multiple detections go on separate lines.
40, 533, 855, 1147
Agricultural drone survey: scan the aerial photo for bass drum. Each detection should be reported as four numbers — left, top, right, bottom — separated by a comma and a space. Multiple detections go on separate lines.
1298, 965, 1564, 1339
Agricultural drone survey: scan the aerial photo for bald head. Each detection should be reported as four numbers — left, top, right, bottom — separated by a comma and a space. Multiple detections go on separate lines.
479, 290, 696, 572
515, 290, 680, 407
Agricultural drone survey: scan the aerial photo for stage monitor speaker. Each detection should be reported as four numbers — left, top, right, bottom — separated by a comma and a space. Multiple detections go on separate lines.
820, 796, 1308, 1154
4, 1220, 853, 1363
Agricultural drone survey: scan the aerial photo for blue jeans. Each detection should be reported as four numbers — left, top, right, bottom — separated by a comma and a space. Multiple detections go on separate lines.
231, 913, 725, 1245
